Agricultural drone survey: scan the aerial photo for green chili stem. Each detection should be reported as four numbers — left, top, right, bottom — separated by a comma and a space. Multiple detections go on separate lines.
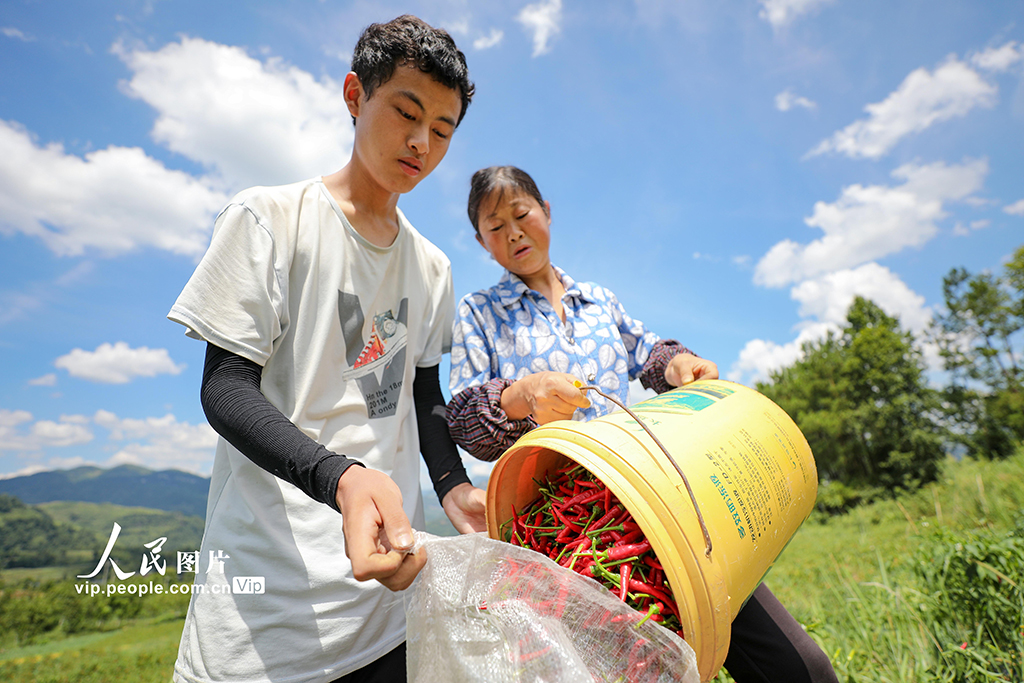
634, 603, 662, 629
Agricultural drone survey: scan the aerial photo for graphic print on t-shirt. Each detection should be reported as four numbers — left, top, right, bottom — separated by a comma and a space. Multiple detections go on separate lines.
338, 292, 408, 418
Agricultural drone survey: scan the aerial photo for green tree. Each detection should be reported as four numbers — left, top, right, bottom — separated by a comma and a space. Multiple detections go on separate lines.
931, 245, 1024, 458
758, 297, 943, 511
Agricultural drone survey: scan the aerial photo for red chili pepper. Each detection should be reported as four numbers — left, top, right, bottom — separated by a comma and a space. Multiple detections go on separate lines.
619, 561, 631, 601
642, 555, 663, 571
553, 507, 583, 533
518, 644, 552, 663
562, 487, 605, 509
604, 540, 652, 561
591, 505, 623, 531
627, 579, 677, 616
618, 528, 644, 545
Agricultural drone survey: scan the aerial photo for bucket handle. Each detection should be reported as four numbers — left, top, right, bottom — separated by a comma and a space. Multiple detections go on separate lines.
579, 385, 713, 559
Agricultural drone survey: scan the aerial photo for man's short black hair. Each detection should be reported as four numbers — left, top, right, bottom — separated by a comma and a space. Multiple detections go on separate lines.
352, 15, 474, 126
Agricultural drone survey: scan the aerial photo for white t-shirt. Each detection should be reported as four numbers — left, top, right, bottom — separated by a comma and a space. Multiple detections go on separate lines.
167, 178, 455, 683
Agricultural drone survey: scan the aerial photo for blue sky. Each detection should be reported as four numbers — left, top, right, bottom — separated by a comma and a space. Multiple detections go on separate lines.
1, 0, 1022, 486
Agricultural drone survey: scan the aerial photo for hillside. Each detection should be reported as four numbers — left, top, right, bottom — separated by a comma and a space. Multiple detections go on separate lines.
0, 495, 96, 569
0, 494, 206, 574
0, 465, 209, 517
39, 501, 206, 570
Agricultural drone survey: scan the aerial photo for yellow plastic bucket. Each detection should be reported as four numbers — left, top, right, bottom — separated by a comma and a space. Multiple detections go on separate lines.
485, 379, 818, 682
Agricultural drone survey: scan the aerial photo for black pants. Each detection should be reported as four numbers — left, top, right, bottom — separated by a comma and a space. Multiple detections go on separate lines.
331, 643, 406, 683
724, 583, 839, 683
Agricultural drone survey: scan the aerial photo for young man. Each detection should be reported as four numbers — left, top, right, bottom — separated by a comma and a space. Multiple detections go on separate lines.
167, 16, 485, 683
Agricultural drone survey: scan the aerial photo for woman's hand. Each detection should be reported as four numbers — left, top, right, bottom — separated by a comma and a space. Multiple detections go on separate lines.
665, 353, 719, 387
500, 371, 591, 424
441, 482, 487, 533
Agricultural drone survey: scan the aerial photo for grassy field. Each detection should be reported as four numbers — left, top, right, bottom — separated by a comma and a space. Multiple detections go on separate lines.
3, 449, 1021, 682
0, 616, 183, 683
722, 450, 1024, 682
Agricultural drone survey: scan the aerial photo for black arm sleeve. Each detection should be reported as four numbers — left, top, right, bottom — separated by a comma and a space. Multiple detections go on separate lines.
413, 364, 472, 504
200, 343, 362, 512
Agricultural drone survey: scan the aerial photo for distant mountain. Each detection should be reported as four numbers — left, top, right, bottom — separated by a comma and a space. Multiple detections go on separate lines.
0, 465, 210, 518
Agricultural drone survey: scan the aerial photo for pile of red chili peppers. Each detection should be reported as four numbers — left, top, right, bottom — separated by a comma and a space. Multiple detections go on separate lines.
502, 461, 684, 639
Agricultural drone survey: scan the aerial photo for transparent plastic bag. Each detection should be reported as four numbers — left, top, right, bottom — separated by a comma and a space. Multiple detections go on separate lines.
405, 532, 699, 683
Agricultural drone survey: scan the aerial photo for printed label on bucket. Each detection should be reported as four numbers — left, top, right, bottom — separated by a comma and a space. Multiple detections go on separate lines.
633, 383, 737, 414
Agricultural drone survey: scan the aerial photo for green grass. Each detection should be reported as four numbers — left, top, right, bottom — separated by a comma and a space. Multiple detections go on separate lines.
0, 565, 83, 582
711, 450, 1024, 683
0, 616, 183, 683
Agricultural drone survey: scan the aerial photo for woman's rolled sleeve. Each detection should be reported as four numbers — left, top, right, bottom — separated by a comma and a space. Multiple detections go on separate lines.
638, 339, 698, 394
446, 378, 538, 462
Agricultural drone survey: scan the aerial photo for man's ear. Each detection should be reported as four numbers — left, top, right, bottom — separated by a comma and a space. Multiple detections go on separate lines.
344, 72, 364, 119
475, 231, 484, 246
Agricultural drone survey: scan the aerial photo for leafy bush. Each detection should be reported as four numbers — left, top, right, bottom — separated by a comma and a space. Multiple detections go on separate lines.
0, 574, 190, 647
915, 520, 1024, 681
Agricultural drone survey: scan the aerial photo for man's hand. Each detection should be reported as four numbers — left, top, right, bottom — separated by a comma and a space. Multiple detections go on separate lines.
441, 482, 487, 533
500, 371, 591, 424
665, 353, 719, 387
335, 466, 425, 591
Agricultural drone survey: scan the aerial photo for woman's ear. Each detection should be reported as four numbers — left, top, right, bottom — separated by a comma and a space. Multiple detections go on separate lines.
474, 231, 496, 260
343, 72, 364, 119
543, 199, 552, 218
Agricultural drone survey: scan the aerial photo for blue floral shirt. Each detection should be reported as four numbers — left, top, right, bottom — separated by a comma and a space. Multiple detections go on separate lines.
449, 266, 660, 421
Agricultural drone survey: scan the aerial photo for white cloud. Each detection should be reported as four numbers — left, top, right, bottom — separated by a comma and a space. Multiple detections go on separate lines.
0, 408, 216, 474
55, 342, 186, 384
809, 56, 997, 159
0, 409, 32, 429
0, 410, 94, 451
1004, 199, 1024, 216
953, 219, 991, 236
729, 263, 934, 385
2, 27, 34, 41
970, 41, 1023, 72
473, 29, 504, 50
94, 409, 219, 474
754, 159, 988, 287
444, 19, 470, 36
116, 37, 354, 190
692, 251, 721, 263
0, 289, 44, 325
28, 373, 57, 387
775, 89, 816, 112
758, 0, 833, 29
517, 0, 562, 57
790, 263, 932, 333
0, 120, 227, 258
728, 322, 836, 385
